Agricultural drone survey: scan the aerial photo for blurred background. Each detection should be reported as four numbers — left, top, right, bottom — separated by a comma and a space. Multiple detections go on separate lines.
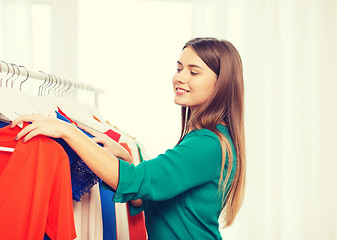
1, 0, 336, 239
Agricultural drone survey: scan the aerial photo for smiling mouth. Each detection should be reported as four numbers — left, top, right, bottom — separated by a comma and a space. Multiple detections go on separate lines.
176, 87, 190, 93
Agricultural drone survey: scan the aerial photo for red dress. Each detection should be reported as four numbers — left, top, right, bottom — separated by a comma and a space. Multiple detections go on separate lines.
0, 124, 76, 240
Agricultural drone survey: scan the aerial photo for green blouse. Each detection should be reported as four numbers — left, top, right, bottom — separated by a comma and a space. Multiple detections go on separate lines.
113, 125, 236, 239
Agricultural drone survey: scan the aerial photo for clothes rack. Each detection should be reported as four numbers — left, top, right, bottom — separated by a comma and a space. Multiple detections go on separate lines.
0, 60, 148, 240
0, 60, 104, 107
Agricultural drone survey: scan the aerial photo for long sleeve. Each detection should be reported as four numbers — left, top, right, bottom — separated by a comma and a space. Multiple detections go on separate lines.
113, 128, 222, 203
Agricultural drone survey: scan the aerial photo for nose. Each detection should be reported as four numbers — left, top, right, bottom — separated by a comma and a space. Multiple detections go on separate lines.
177, 76, 184, 84
175, 71, 187, 84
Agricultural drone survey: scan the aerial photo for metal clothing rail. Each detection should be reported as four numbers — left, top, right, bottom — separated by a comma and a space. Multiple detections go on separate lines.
0, 60, 104, 107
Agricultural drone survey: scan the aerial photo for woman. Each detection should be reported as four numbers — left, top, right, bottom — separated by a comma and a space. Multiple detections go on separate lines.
12, 37, 246, 239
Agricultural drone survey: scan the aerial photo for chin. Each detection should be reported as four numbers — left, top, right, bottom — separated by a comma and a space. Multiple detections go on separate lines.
174, 100, 187, 107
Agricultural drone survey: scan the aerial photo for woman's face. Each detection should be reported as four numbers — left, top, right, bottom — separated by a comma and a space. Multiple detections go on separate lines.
172, 46, 217, 109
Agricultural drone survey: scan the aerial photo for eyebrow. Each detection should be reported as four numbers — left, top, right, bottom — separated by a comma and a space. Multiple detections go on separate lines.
177, 61, 204, 71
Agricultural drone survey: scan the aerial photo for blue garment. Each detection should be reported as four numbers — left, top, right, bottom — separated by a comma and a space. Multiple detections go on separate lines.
0, 120, 10, 128
43, 233, 51, 240
54, 111, 100, 202
99, 180, 117, 240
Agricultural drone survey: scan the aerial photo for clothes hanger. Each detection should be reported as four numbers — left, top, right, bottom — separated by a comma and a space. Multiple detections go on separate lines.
0, 61, 11, 122
58, 77, 68, 98
0, 63, 29, 152
42, 74, 54, 96
8, 64, 20, 89
0, 61, 7, 88
19, 65, 29, 91
27, 73, 59, 117
5, 63, 15, 88
38, 74, 73, 113
0, 62, 40, 123
0, 62, 14, 151
33, 75, 94, 126
0, 63, 21, 122
54, 76, 63, 97
63, 81, 133, 137
0, 61, 6, 87
38, 71, 49, 96
49, 79, 109, 133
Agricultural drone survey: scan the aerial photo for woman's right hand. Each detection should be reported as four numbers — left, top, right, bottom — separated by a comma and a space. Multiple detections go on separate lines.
11, 114, 73, 142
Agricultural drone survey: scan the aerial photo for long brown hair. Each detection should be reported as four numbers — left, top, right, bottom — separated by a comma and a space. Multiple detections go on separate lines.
178, 37, 246, 227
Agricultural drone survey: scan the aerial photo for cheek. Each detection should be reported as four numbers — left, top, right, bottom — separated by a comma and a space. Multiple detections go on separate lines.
199, 80, 216, 99
206, 77, 217, 94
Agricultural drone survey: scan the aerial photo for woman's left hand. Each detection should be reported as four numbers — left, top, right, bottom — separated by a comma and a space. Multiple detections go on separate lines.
11, 114, 72, 142
77, 123, 133, 163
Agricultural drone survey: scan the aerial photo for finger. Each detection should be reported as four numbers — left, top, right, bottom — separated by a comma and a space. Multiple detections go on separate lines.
22, 128, 41, 142
11, 114, 36, 128
78, 123, 100, 136
91, 136, 105, 144
16, 123, 38, 141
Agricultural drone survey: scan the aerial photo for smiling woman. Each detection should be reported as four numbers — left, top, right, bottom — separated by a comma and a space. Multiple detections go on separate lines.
173, 46, 218, 109
12, 37, 246, 239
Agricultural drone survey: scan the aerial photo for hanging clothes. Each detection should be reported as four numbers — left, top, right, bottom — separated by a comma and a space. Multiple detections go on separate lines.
119, 142, 147, 240
54, 110, 100, 201
99, 180, 117, 240
72, 183, 103, 240
0, 123, 76, 240
0, 60, 106, 240
101, 121, 147, 240
55, 109, 104, 240
56, 109, 119, 240
98, 129, 122, 240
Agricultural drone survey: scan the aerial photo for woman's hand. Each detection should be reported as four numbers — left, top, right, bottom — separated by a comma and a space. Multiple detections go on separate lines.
77, 124, 133, 163
11, 114, 73, 142
79, 124, 142, 207
12, 114, 141, 206
12, 114, 121, 190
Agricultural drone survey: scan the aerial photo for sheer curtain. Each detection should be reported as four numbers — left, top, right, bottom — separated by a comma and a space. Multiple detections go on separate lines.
0, 0, 33, 67
0, 0, 78, 82
189, 0, 337, 239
